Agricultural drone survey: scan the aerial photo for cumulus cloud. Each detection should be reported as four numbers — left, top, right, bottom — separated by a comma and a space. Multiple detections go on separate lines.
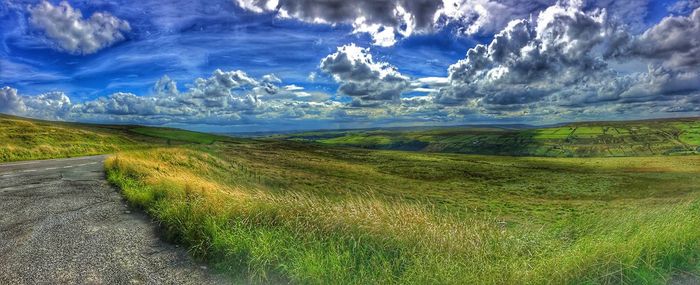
437, 3, 610, 108
1, 69, 355, 126
28, 1, 131, 54
7, 1, 700, 128
320, 44, 410, 106
427, 2, 700, 118
0, 86, 25, 114
235, 0, 669, 48
153, 75, 179, 97
22, 91, 72, 119
235, 0, 554, 46
619, 7, 700, 69
0, 86, 72, 119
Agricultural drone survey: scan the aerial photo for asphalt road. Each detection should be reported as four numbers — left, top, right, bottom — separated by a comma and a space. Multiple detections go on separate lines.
0, 156, 227, 284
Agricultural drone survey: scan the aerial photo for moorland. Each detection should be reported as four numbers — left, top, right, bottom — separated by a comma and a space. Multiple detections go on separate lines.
2, 113, 699, 284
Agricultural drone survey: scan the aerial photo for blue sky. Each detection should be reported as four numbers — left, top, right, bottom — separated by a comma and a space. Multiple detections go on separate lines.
1, 0, 699, 132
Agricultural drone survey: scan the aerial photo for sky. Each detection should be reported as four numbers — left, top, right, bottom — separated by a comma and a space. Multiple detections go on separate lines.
0, 0, 699, 132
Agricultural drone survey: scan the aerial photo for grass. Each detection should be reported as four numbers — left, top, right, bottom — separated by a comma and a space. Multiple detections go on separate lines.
4, 113, 700, 283
130, 127, 227, 144
106, 141, 700, 284
0, 114, 227, 162
280, 117, 700, 157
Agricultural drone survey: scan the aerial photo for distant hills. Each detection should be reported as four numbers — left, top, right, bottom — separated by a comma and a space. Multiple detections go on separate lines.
3, 113, 699, 159
274, 117, 700, 157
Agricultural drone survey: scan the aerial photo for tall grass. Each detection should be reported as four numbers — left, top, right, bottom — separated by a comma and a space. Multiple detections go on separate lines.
106, 147, 700, 284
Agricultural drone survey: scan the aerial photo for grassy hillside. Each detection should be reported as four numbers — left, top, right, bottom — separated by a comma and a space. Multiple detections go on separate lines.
0, 114, 227, 162
279, 117, 700, 157
107, 141, 700, 284
5, 114, 700, 283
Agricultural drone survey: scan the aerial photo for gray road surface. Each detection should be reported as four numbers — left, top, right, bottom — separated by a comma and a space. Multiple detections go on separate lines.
0, 155, 227, 284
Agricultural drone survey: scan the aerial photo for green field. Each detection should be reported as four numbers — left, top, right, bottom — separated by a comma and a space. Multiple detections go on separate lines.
130, 126, 226, 144
0, 114, 227, 162
3, 114, 700, 284
279, 118, 700, 157
105, 142, 700, 284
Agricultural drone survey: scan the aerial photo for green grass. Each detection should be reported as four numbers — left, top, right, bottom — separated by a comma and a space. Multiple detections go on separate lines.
130, 127, 228, 144
0, 114, 225, 162
106, 141, 700, 284
280, 117, 700, 157
5, 113, 700, 283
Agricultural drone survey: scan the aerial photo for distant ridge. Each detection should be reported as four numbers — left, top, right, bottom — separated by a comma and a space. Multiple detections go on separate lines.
272, 116, 700, 157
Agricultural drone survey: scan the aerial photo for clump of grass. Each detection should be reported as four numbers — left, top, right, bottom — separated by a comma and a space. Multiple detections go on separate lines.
106, 146, 700, 284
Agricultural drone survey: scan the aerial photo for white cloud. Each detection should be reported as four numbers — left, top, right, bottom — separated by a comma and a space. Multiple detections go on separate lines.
437, 3, 613, 109
320, 44, 410, 105
668, 0, 700, 14
621, 7, 700, 69
0, 86, 25, 114
0, 86, 72, 119
283, 84, 304, 91
266, 0, 529, 45
153, 75, 179, 97
423, 2, 700, 119
2, 68, 354, 125
235, 0, 665, 47
22, 91, 72, 119
28, 1, 131, 55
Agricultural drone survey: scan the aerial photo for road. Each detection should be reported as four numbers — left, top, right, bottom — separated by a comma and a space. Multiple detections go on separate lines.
0, 156, 226, 284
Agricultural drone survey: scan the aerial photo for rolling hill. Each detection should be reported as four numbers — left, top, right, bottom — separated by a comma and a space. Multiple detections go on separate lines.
3, 114, 700, 283
278, 117, 700, 157
0, 113, 229, 162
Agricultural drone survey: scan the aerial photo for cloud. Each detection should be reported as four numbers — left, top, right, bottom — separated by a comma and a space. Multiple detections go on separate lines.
320, 44, 410, 106
6, 1, 700, 129
28, 1, 131, 54
22, 91, 72, 119
2, 65, 443, 128
235, 0, 553, 46
668, 0, 700, 15
237, 0, 442, 46
620, 7, 700, 69
437, 3, 610, 108
438, 0, 555, 35
428, 2, 700, 119
234, 0, 666, 48
283, 84, 304, 91
0, 86, 25, 114
153, 75, 179, 97
0, 86, 71, 119
2, 68, 352, 126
